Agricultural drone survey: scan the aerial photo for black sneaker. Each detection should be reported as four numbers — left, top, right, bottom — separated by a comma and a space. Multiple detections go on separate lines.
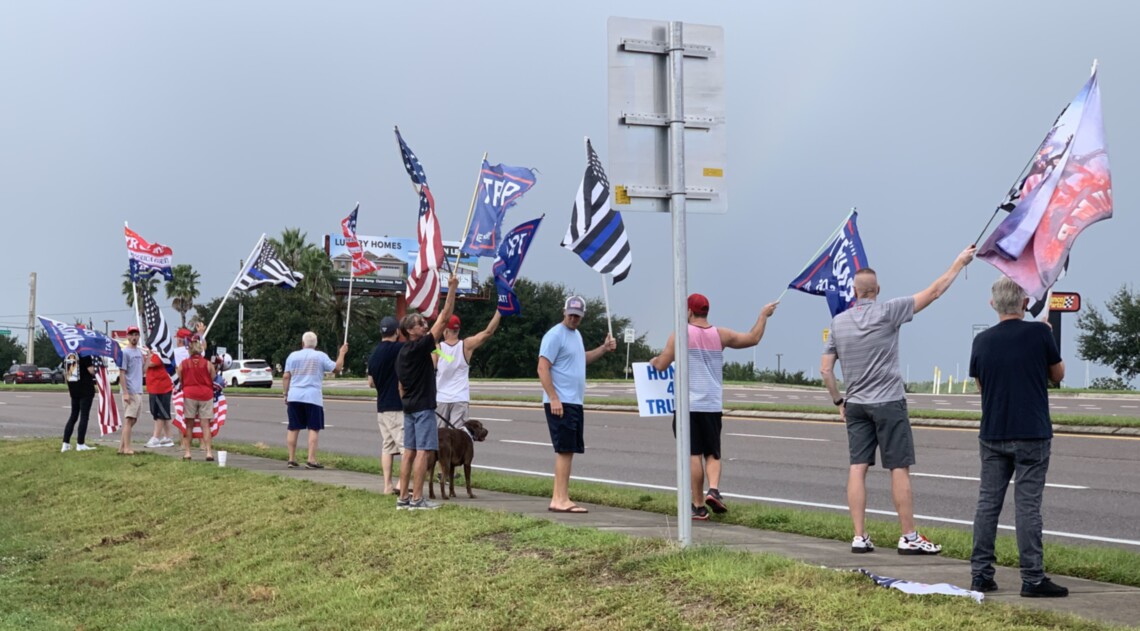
691, 505, 710, 521
286, 461, 299, 469
305, 462, 325, 470
971, 576, 998, 593
704, 488, 728, 514
1021, 577, 1068, 598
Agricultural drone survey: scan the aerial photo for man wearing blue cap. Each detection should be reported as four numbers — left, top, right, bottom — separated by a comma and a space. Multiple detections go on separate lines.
368, 315, 405, 496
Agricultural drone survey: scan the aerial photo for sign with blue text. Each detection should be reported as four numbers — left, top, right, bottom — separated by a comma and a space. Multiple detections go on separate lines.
633, 361, 675, 417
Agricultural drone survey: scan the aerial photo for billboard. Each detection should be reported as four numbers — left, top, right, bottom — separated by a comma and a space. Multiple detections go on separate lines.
324, 235, 480, 296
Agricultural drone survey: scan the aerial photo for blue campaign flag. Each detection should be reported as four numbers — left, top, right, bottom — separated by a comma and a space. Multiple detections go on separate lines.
787, 211, 869, 317
462, 160, 537, 257
38, 316, 123, 363
492, 216, 543, 316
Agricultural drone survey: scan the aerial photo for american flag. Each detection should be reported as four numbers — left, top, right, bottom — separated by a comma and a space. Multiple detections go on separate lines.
396, 127, 445, 317
140, 291, 174, 368
561, 139, 632, 283
341, 204, 379, 276
96, 361, 121, 436
235, 238, 303, 291
172, 389, 227, 438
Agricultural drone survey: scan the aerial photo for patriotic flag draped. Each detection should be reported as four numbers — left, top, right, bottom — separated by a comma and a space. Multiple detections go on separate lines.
96, 361, 121, 436
140, 291, 174, 371
462, 160, 538, 257
38, 316, 123, 363
234, 238, 303, 291
561, 139, 632, 283
787, 211, 869, 316
978, 68, 1112, 300
125, 226, 175, 281
341, 204, 379, 276
172, 389, 227, 438
396, 127, 446, 317
493, 216, 543, 316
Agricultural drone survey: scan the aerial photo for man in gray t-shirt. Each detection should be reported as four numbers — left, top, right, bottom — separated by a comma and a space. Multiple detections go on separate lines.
118, 325, 150, 455
821, 245, 974, 556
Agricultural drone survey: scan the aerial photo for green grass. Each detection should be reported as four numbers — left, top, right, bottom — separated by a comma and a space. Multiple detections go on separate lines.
211, 441, 1140, 590
0, 439, 1120, 631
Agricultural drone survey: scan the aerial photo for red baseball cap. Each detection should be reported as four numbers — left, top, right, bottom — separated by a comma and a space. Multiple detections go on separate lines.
175, 328, 192, 339
447, 315, 461, 330
126, 325, 141, 334
687, 293, 710, 316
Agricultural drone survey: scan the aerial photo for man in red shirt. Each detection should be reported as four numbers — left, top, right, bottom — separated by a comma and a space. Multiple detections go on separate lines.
144, 353, 175, 448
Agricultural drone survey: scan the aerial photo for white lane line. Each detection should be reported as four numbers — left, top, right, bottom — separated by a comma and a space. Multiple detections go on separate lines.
472, 465, 1139, 547
501, 440, 554, 447
912, 472, 1087, 489
471, 417, 513, 423
1121, 405, 1138, 409
726, 432, 829, 443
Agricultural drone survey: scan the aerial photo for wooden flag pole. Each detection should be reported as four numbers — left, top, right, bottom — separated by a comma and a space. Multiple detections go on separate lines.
600, 274, 613, 338
204, 234, 265, 339
775, 207, 856, 303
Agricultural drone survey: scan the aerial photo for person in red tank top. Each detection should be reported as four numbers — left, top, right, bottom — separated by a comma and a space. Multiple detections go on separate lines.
176, 339, 217, 461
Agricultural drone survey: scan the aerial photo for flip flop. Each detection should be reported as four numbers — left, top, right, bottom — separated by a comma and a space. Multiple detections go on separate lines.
547, 505, 588, 514
205, 456, 215, 462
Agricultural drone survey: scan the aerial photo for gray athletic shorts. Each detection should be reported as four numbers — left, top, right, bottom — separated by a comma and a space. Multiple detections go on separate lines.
845, 399, 915, 469
436, 401, 469, 428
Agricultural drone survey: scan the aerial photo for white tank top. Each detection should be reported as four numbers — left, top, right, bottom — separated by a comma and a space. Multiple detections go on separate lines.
435, 339, 469, 403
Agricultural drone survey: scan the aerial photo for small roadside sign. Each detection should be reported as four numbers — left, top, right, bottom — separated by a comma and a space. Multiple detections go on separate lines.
623, 327, 636, 344
0, 329, 11, 336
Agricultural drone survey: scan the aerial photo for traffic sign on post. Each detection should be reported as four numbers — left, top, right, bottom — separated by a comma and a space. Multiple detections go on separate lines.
0, 329, 11, 336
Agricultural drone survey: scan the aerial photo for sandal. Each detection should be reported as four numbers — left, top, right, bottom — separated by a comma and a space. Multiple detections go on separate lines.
182, 455, 192, 461
205, 456, 215, 462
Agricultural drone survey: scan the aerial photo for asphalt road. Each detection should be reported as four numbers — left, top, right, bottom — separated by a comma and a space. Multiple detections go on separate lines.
5, 390, 1138, 550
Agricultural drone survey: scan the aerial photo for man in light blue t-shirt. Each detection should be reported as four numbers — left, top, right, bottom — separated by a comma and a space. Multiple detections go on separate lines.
283, 331, 347, 469
537, 295, 615, 513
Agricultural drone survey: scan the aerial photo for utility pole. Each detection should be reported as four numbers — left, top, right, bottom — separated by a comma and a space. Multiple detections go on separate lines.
103, 319, 113, 334
776, 353, 783, 374
26, 273, 36, 364
237, 301, 244, 361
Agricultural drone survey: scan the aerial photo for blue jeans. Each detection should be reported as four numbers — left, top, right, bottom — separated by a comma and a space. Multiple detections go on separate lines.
970, 438, 1051, 583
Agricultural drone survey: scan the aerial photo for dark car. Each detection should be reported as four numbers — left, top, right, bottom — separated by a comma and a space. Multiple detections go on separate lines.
4, 364, 47, 384
42, 366, 64, 384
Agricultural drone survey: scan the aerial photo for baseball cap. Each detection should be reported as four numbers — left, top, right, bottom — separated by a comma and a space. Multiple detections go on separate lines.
564, 295, 586, 317
379, 316, 399, 336
687, 293, 710, 316
447, 315, 461, 330
126, 325, 141, 334
175, 328, 192, 339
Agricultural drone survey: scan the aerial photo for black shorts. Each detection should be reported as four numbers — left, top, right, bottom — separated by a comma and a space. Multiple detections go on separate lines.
149, 393, 172, 420
545, 403, 584, 454
845, 399, 915, 469
672, 411, 722, 458
287, 402, 325, 432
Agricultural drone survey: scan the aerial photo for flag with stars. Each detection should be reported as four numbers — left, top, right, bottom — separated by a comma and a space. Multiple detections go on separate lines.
395, 127, 445, 317
561, 138, 632, 283
235, 237, 303, 291
341, 204, 378, 276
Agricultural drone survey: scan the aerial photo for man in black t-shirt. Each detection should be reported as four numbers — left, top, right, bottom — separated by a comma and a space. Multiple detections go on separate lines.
967, 276, 1067, 598
394, 274, 459, 510
367, 316, 405, 496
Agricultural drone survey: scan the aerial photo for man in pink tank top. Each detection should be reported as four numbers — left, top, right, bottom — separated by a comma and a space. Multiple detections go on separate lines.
652, 294, 778, 520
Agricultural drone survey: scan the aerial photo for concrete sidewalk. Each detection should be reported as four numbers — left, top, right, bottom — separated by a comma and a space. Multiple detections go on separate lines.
201, 450, 1139, 628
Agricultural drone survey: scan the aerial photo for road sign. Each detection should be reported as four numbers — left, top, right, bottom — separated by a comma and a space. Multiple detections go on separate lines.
0, 329, 11, 336
623, 327, 636, 344
1049, 292, 1081, 313
607, 16, 727, 214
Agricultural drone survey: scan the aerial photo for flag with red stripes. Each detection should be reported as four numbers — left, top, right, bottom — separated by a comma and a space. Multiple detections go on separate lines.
341, 203, 379, 276
172, 389, 228, 438
95, 363, 121, 436
396, 127, 445, 318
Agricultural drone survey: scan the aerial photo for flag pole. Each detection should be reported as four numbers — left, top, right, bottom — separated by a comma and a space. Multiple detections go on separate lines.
204, 234, 265, 339
343, 205, 360, 346
124, 221, 145, 340
454, 152, 488, 271
600, 274, 614, 338
776, 207, 855, 303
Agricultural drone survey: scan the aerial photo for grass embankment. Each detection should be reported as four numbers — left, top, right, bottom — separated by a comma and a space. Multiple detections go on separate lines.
212, 441, 1140, 590
0, 440, 1117, 630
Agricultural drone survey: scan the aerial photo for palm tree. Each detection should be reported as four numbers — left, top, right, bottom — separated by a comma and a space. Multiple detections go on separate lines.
121, 269, 160, 320
165, 264, 201, 327
270, 228, 310, 271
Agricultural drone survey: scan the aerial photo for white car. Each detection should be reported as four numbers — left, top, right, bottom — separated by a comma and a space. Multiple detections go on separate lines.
222, 359, 273, 388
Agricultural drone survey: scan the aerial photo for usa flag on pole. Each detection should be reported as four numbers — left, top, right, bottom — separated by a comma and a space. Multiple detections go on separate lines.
396, 127, 445, 317
172, 389, 227, 438
341, 204, 378, 276
561, 139, 632, 283
96, 361, 121, 436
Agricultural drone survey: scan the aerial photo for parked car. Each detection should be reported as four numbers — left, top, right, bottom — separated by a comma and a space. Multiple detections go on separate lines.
222, 359, 273, 388
4, 364, 48, 384
41, 366, 64, 384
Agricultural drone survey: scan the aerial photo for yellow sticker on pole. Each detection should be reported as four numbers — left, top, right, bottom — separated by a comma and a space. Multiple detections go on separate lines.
613, 185, 631, 205
703, 167, 724, 177
822, 328, 830, 343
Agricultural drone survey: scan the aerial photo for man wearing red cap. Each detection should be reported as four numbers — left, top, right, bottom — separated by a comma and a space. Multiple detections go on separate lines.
434, 310, 501, 429
118, 325, 150, 455
651, 294, 778, 520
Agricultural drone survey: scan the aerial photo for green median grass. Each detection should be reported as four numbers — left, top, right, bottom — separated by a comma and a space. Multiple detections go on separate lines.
0, 440, 1118, 631
208, 441, 1140, 590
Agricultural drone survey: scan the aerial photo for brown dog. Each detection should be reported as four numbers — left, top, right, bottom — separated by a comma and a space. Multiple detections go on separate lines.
427, 419, 489, 500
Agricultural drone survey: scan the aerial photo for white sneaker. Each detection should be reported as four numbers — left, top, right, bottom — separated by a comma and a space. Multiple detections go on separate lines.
851, 535, 875, 553
145, 437, 162, 448
61, 443, 71, 453
897, 532, 942, 555
76, 444, 96, 452
160, 438, 175, 447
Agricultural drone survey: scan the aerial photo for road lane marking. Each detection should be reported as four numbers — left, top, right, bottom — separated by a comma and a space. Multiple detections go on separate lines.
471, 417, 513, 423
1122, 405, 1138, 409
471, 465, 1140, 546
726, 432, 828, 443
501, 440, 554, 447
912, 472, 1087, 489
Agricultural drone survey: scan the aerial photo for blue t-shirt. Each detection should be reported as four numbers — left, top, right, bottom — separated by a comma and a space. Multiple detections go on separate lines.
969, 319, 1061, 441
367, 340, 404, 412
120, 346, 145, 395
285, 348, 337, 407
539, 323, 586, 405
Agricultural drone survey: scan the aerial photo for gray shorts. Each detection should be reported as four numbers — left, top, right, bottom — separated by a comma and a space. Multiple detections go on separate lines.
436, 401, 469, 428
845, 399, 915, 469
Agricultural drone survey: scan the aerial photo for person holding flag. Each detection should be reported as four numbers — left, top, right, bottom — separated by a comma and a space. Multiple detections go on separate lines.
116, 325, 149, 455
61, 353, 98, 453
144, 348, 175, 449
650, 295, 778, 520
177, 337, 217, 461
821, 245, 975, 555
434, 309, 501, 429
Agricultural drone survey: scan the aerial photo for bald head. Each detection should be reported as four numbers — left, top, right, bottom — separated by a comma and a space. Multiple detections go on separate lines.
853, 268, 879, 299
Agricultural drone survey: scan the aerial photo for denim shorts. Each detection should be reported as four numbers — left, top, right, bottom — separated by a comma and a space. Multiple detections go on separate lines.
403, 409, 439, 451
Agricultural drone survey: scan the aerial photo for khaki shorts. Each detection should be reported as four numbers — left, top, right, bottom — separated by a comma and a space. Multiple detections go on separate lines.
121, 393, 143, 419
436, 401, 469, 428
377, 411, 404, 455
184, 398, 214, 421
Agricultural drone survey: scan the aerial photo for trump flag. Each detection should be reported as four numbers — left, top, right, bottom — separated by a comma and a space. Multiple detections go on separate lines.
461, 160, 537, 257
787, 211, 869, 316
493, 217, 543, 316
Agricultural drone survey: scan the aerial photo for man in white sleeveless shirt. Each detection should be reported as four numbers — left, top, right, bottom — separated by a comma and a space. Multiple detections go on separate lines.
652, 294, 778, 520
435, 311, 502, 429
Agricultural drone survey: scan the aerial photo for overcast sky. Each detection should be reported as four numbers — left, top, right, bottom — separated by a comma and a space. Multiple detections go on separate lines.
2, 1, 1137, 385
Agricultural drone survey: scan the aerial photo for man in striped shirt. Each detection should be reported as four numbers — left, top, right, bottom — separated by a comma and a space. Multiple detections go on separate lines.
652, 294, 778, 520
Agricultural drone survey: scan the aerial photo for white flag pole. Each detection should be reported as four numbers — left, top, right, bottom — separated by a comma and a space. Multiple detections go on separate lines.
204, 234, 265, 339
600, 274, 613, 338
124, 221, 146, 342
775, 207, 856, 303
344, 206, 359, 345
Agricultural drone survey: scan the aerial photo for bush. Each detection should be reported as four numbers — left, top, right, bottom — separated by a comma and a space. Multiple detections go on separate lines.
1090, 376, 1135, 391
